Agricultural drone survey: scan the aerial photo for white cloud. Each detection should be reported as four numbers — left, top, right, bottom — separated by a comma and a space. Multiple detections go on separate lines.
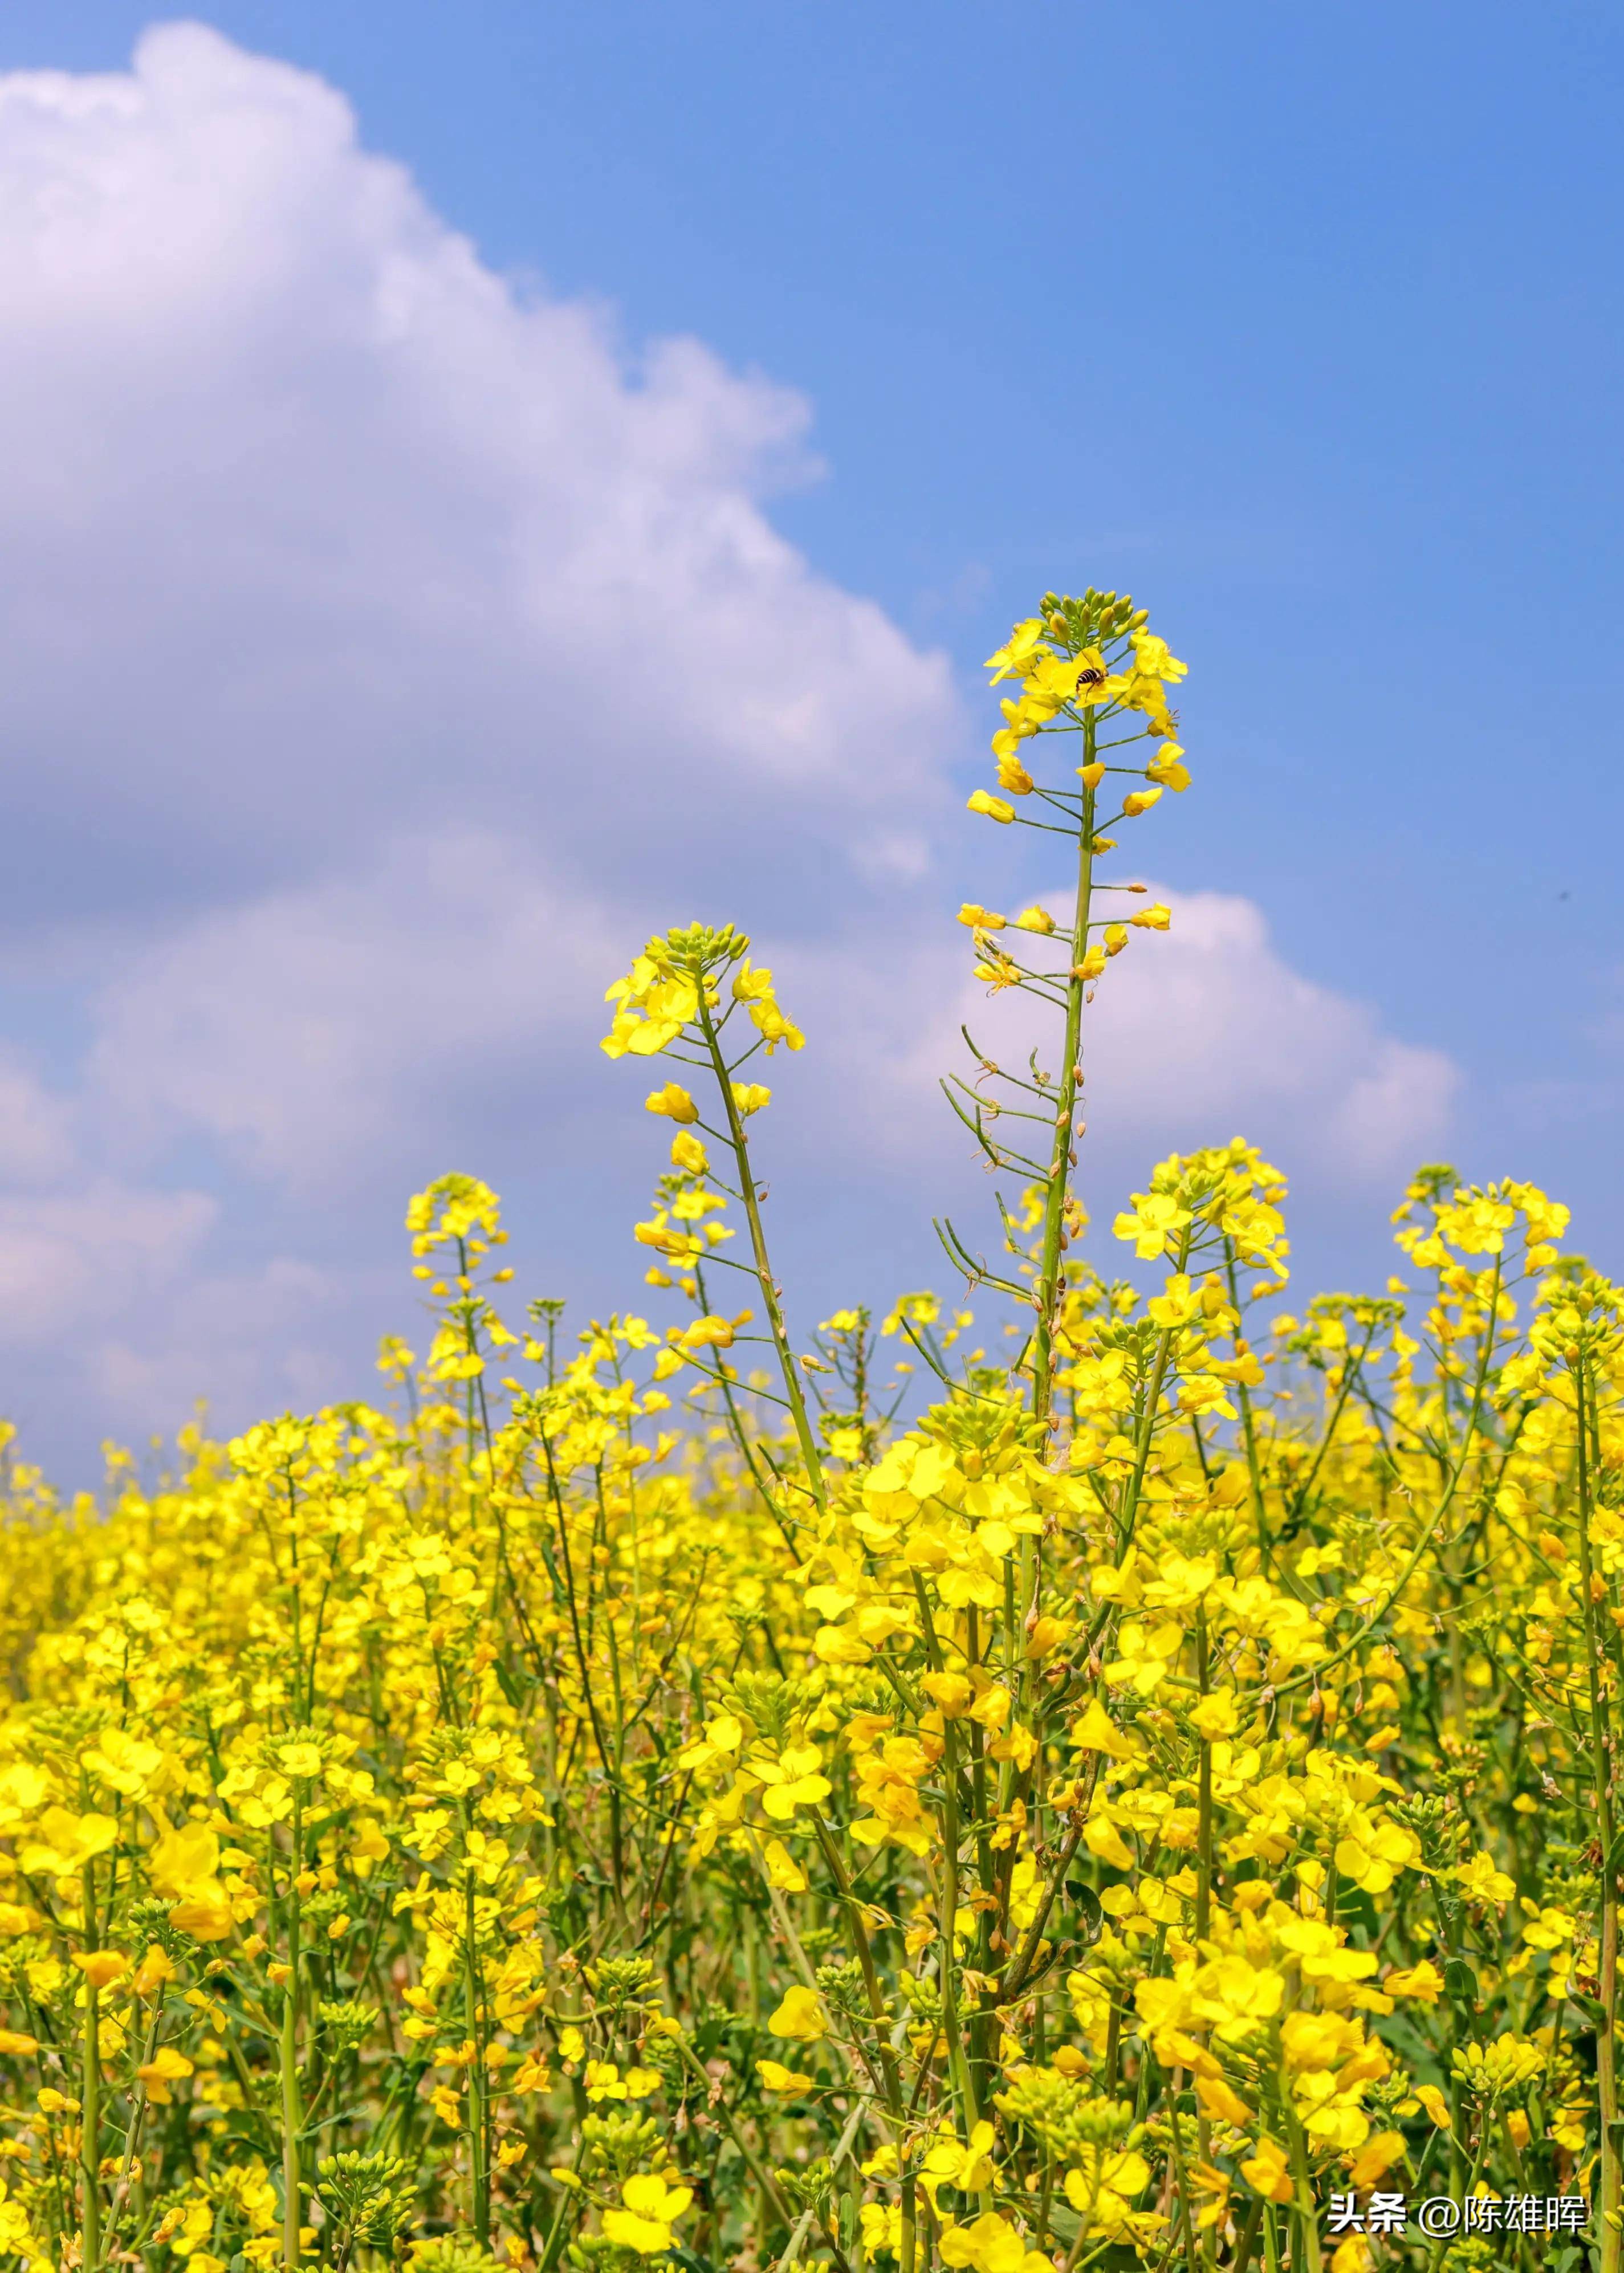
836, 885, 1458, 1195
0, 1051, 76, 1186
91, 1254, 347, 1432
0, 1181, 215, 1345
89, 830, 618, 1188
0, 21, 964, 1461
0, 21, 955, 947
1078, 888, 1458, 1182
0, 26, 1460, 1468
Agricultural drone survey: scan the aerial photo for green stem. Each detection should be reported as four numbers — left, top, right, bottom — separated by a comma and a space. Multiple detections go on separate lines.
937, 1720, 980, 2137
809, 1820, 906, 2125
1231, 2193, 1264, 2273
1195, 1607, 1214, 1944
1284, 2111, 1322, 2273
281, 1795, 304, 2273
1573, 1356, 1620, 2273
1030, 708, 1097, 1421
696, 993, 826, 1509
79, 1871, 101, 2273
770, 2097, 866, 2273
671, 2037, 800, 2234
465, 1864, 491, 2246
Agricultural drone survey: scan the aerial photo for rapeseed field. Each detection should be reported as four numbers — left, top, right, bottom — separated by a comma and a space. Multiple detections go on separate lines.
0, 594, 1609, 2273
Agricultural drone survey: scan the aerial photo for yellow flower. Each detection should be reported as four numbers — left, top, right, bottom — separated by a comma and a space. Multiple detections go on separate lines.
1083, 1816, 1134, 1872
957, 904, 1006, 931
18, 1807, 117, 1875
149, 1822, 223, 1892
1550, 2104, 1587, 2153
600, 2164, 691, 2255
1195, 2075, 1253, 2127
601, 950, 701, 1058
1071, 1698, 1134, 1759
984, 619, 1045, 682
168, 1892, 234, 1942
1145, 744, 1191, 789
152, 1819, 235, 1941
767, 1985, 827, 2041
921, 1671, 974, 1718
861, 2203, 903, 2258
1129, 630, 1187, 682
1454, 1851, 1516, 1905
80, 1728, 165, 1797
938, 2210, 1049, 2273
349, 1820, 389, 1874
1239, 2136, 1293, 2203
137, 2046, 194, 2105
584, 2059, 661, 2103
921, 2121, 999, 2203
1189, 1690, 1239, 1741
1061, 2149, 1155, 2242
1382, 1960, 1444, 2005
1346, 2132, 1406, 2189
1112, 1191, 1191, 1261
756, 2059, 816, 2093
729, 961, 805, 1053
751, 1742, 832, 1823
1102, 1619, 1184, 1697
645, 1082, 699, 1122
762, 1839, 808, 1893
1521, 1905, 1576, 1950
1333, 1816, 1421, 1894
72, 1950, 129, 1990
602, 2173, 694, 2255
967, 790, 1015, 824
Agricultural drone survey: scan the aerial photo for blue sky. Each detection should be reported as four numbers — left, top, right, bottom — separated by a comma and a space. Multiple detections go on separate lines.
0, 4, 1619, 1473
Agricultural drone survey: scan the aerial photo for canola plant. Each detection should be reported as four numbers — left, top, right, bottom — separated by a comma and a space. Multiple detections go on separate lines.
0, 592, 1614, 2273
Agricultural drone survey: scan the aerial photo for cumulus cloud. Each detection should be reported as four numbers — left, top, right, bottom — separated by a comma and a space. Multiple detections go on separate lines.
0, 1052, 76, 1186
818, 884, 1458, 1193
89, 831, 618, 1188
0, 1180, 215, 1346
0, 21, 953, 942
1075, 887, 1458, 1182
0, 25, 1459, 1469
0, 20, 966, 1458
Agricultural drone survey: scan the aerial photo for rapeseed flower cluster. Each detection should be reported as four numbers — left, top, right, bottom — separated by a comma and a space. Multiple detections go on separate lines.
0, 590, 1615, 2273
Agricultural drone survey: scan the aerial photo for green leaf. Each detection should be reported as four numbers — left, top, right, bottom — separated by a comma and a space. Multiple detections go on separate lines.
1066, 1879, 1102, 1929
1443, 1957, 1478, 2003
